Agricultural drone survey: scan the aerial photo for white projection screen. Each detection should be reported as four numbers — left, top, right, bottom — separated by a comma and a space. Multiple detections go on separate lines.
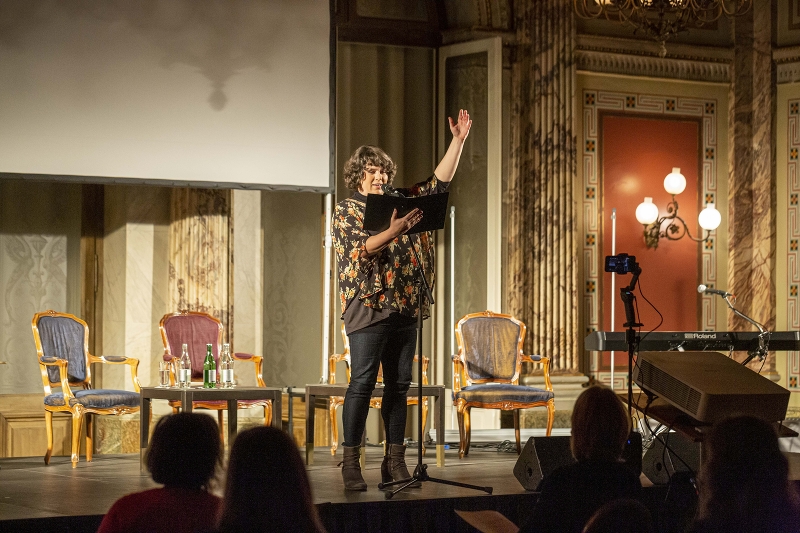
0, 0, 333, 191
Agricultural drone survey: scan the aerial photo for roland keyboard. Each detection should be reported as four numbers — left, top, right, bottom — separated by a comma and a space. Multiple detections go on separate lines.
584, 330, 800, 352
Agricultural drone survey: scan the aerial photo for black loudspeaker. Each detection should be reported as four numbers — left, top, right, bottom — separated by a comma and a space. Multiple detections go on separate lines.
642, 430, 701, 485
513, 436, 574, 491
621, 431, 643, 476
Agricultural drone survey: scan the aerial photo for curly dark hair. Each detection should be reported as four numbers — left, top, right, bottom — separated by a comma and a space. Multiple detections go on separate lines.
146, 412, 222, 490
342, 145, 397, 191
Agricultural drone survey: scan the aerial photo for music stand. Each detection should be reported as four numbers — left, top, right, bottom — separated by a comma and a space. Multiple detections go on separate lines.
364, 192, 492, 499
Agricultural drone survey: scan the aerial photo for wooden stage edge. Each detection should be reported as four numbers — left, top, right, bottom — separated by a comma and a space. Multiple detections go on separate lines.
2, 444, 800, 533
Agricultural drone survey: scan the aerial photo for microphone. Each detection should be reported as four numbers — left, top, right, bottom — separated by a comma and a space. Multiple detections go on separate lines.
697, 284, 734, 298
381, 183, 404, 197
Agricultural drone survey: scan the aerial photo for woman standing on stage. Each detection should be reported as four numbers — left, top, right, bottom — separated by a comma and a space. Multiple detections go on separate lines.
332, 109, 472, 491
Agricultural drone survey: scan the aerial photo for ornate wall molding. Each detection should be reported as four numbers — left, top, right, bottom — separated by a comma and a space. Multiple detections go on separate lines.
575, 50, 730, 83
785, 99, 800, 390
575, 34, 731, 82
778, 62, 800, 84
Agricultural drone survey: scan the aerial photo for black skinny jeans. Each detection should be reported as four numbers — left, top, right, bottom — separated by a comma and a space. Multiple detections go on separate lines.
341, 314, 418, 447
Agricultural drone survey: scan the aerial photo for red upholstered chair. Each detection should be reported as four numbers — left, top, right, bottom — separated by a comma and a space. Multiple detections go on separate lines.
159, 311, 272, 443
32, 310, 141, 468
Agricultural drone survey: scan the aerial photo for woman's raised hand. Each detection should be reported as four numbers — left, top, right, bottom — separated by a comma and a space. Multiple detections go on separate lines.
448, 109, 472, 142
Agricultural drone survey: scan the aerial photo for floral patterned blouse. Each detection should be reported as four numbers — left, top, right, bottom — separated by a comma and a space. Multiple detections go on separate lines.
333, 175, 448, 332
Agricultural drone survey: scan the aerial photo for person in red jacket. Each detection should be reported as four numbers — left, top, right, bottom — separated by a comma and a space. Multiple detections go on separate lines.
97, 412, 223, 533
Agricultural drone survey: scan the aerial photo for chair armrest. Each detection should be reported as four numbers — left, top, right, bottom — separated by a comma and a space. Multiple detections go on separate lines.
522, 355, 552, 392
39, 357, 74, 398
234, 352, 265, 387
451, 354, 465, 393
328, 352, 349, 384
89, 354, 141, 392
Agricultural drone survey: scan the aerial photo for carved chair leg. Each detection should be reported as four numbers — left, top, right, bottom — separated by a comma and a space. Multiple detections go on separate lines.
546, 399, 555, 436
264, 401, 272, 427
463, 407, 472, 457
456, 406, 466, 458
329, 401, 339, 456
44, 410, 54, 465
70, 413, 83, 468
513, 409, 521, 454
85, 413, 94, 462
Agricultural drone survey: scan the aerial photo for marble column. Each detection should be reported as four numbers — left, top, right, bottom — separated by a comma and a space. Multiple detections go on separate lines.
509, 0, 580, 374
728, 4, 778, 374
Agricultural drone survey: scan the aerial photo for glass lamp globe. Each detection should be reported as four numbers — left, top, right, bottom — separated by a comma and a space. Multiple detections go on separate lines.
698, 203, 721, 230
663, 168, 686, 195
635, 197, 659, 225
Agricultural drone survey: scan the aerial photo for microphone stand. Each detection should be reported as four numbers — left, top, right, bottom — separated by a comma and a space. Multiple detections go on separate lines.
619, 265, 642, 422
718, 295, 771, 366
378, 217, 491, 499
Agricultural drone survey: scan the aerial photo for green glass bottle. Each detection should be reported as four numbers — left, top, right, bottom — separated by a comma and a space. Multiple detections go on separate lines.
203, 344, 216, 388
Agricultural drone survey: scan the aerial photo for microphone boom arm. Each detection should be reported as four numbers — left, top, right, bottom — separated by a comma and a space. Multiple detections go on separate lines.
720, 295, 770, 365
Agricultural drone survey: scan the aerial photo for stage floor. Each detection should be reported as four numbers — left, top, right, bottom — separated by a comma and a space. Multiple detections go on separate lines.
0, 444, 528, 521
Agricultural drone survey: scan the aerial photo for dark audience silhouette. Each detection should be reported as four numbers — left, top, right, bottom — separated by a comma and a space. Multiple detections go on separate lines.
216, 426, 327, 533
97, 412, 223, 533
519, 385, 642, 533
690, 415, 800, 533
582, 498, 653, 533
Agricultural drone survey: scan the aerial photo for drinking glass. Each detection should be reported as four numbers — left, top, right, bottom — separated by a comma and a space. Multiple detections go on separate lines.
158, 361, 171, 388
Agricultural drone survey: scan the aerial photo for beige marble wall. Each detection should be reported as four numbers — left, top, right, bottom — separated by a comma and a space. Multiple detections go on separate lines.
98, 185, 171, 453
0, 181, 82, 395
231, 189, 260, 417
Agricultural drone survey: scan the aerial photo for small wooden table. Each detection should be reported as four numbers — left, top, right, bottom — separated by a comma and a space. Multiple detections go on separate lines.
140, 386, 282, 468
304, 383, 446, 467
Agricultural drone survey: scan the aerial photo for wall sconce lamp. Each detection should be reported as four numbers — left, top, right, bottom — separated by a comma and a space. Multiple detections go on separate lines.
634, 168, 721, 249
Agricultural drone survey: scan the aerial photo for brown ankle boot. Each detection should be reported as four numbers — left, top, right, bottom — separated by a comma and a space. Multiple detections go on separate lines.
382, 443, 420, 488
341, 445, 367, 491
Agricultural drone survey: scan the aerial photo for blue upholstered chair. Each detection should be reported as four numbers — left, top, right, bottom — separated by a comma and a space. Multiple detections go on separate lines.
31, 310, 141, 468
452, 310, 554, 458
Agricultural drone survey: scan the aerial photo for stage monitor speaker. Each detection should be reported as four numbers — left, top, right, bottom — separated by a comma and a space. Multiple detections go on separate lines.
513, 436, 574, 491
621, 431, 643, 476
642, 430, 700, 485
633, 351, 790, 424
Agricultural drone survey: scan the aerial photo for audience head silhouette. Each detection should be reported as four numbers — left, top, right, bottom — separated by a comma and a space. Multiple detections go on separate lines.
147, 411, 222, 489
571, 385, 630, 462
693, 414, 800, 533
217, 426, 326, 533
97, 412, 223, 533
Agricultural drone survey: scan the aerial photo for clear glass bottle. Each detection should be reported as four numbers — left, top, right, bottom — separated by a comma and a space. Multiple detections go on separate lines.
203, 343, 216, 389
220, 343, 234, 388
178, 343, 192, 388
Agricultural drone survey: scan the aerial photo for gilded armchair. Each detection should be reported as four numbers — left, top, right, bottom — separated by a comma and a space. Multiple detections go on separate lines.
32, 310, 141, 468
159, 311, 273, 442
453, 310, 554, 458
328, 324, 429, 455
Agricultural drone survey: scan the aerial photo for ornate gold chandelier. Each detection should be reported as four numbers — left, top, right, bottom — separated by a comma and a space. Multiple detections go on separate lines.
573, 0, 752, 56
